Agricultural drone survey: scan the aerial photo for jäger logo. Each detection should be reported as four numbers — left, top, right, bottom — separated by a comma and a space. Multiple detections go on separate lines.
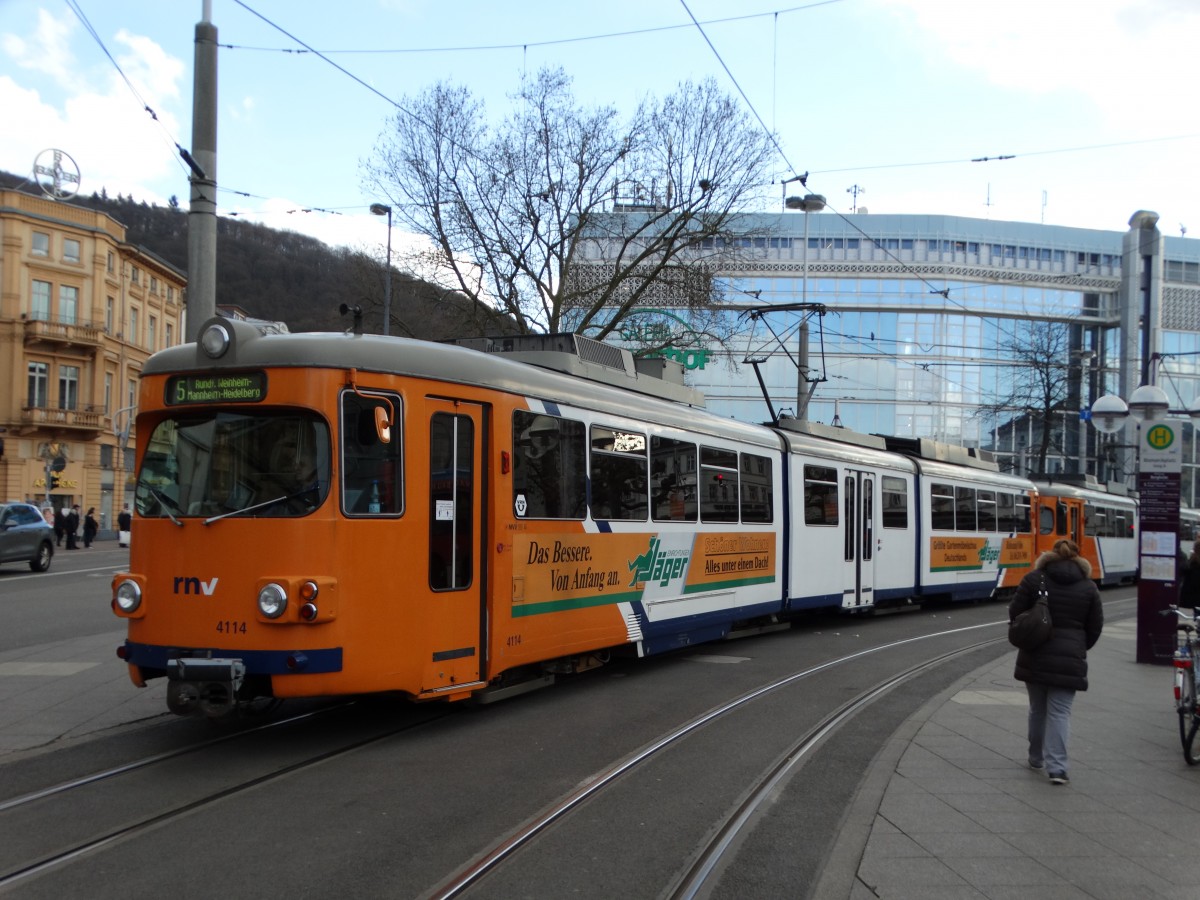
628, 537, 689, 588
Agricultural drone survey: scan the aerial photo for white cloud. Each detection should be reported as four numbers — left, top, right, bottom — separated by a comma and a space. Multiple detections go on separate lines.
0, 17, 186, 204
113, 29, 183, 108
877, 0, 1200, 123
2, 8, 77, 88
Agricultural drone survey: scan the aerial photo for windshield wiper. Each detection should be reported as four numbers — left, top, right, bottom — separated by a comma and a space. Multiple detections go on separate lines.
204, 484, 319, 525
147, 486, 184, 527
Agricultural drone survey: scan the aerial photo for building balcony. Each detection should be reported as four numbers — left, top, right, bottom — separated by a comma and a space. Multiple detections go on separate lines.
23, 315, 104, 350
20, 405, 104, 434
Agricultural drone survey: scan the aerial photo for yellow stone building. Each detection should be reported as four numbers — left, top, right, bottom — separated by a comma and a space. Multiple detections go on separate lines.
0, 188, 186, 533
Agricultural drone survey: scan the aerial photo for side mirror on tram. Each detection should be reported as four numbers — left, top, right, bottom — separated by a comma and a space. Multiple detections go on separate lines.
375, 406, 392, 444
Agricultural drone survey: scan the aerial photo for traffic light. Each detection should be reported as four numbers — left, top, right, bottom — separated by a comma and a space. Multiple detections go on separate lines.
49, 472, 60, 490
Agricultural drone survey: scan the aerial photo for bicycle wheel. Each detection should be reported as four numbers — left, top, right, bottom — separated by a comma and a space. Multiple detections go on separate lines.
1180, 668, 1200, 765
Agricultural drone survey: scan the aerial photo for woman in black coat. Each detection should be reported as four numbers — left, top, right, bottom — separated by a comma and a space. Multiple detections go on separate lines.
1179, 538, 1200, 609
82, 507, 98, 548
1008, 539, 1103, 785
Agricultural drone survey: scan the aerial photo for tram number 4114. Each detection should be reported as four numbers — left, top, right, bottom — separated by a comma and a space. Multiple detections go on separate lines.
216, 621, 247, 634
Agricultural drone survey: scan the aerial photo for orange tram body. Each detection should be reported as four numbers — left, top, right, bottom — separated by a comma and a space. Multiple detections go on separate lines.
112, 318, 1138, 716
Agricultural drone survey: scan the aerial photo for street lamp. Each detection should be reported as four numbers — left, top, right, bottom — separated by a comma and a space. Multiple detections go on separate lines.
784, 191, 826, 420
369, 203, 393, 336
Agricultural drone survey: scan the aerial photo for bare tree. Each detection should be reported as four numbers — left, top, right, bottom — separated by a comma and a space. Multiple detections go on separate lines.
365, 67, 777, 340
978, 320, 1080, 474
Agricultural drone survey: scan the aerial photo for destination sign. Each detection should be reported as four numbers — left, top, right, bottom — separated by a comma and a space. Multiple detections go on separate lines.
165, 372, 267, 405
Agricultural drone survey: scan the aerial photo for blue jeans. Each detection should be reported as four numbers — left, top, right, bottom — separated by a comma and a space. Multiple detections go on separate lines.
1026, 683, 1076, 776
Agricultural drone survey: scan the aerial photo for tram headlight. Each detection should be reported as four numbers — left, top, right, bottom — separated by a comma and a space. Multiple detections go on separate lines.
114, 579, 142, 613
257, 582, 288, 619
200, 322, 231, 359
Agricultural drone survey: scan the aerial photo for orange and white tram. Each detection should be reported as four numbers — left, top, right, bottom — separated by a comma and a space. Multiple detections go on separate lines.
112, 318, 1039, 716
1030, 476, 1138, 586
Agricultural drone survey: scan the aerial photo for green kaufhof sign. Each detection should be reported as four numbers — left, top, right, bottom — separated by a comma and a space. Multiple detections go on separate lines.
641, 346, 711, 370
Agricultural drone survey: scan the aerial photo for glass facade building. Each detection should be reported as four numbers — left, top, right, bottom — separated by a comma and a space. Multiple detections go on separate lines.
575, 211, 1200, 504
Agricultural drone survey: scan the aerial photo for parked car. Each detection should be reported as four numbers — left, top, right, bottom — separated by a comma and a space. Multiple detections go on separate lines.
0, 502, 54, 572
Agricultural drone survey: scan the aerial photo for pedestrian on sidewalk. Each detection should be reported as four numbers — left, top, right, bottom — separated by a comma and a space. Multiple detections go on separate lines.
83, 507, 98, 548
1008, 539, 1104, 785
1179, 537, 1200, 609
117, 503, 132, 548
65, 504, 80, 550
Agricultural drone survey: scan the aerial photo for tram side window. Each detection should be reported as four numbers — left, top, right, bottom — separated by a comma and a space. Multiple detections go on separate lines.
881, 475, 908, 529
977, 489, 996, 532
1015, 494, 1031, 533
997, 492, 1016, 533
590, 425, 648, 521
1114, 508, 1133, 538
341, 391, 403, 516
804, 464, 838, 526
1085, 504, 1101, 537
513, 411, 586, 519
955, 486, 977, 531
1038, 504, 1056, 536
931, 483, 955, 530
651, 437, 697, 522
740, 453, 773, 523
700, 447, 739, 523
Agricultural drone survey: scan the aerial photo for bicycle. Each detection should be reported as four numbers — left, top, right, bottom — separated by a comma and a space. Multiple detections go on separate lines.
1162, 605, 1200, 765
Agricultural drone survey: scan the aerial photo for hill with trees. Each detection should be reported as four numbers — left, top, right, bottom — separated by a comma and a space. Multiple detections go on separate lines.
2, 169, 503, 339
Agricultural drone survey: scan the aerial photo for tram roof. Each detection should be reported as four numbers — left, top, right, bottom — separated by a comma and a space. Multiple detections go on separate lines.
145, 317, 781, 447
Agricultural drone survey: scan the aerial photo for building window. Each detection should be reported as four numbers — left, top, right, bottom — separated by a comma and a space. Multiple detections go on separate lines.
106, 296, 114, 332
148, 315, 157, 350
104, 372, 113, 414
31, 232, 49, 256
63, 239, 80, 263
59, 285, 78, 325
129, 308, 139, 344
150, 276, 158, 294
167, 286, 174, 302
31, 280, 51, 321
107, 251, 114, 273
27, 362, 49, 408
165, 322, 173, 347
127, 379, 137, 412
58, 365, 80, 410
131, 266, 140, 285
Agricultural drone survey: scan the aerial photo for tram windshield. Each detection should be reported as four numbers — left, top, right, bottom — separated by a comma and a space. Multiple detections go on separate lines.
135, 411, 331, 521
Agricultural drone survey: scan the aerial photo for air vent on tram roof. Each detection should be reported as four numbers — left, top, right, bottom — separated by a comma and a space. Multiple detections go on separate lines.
877, 435, 999, 472
450, 332, 703, 406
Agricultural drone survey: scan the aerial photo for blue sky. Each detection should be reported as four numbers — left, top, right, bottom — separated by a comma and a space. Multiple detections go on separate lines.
2, 0, 1198, 257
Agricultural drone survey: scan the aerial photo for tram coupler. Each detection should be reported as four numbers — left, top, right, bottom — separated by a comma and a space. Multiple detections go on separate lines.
166, 658, 247, 717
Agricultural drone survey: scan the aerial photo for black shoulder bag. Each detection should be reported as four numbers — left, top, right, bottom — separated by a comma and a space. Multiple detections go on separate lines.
1009, 575, 1052, 651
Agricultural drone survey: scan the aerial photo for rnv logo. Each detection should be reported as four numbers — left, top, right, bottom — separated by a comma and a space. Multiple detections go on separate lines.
174, 576, 219, 596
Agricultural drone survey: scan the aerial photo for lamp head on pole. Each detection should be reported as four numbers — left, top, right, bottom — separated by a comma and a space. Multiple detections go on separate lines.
785, 193, 826, 213
1089, 393, 1129, 434
1127, 383, 1170, 424
369, 203, 391, 217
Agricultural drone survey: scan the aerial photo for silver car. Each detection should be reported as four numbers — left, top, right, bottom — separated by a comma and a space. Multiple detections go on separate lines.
0, 502, 54, 572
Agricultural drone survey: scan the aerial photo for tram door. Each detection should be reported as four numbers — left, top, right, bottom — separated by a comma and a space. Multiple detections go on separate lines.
842, 470, 876, 609
423, 398, 487, 693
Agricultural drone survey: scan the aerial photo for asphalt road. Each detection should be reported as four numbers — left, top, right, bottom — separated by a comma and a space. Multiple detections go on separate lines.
0, 539, 129, 650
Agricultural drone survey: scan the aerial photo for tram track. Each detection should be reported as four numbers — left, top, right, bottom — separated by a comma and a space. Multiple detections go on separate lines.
0, 595, 1136, 897
0, 702, 353, 815
424, 624, 1007, 900
0, 702, 452, 891
428, 596, 1137, 900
